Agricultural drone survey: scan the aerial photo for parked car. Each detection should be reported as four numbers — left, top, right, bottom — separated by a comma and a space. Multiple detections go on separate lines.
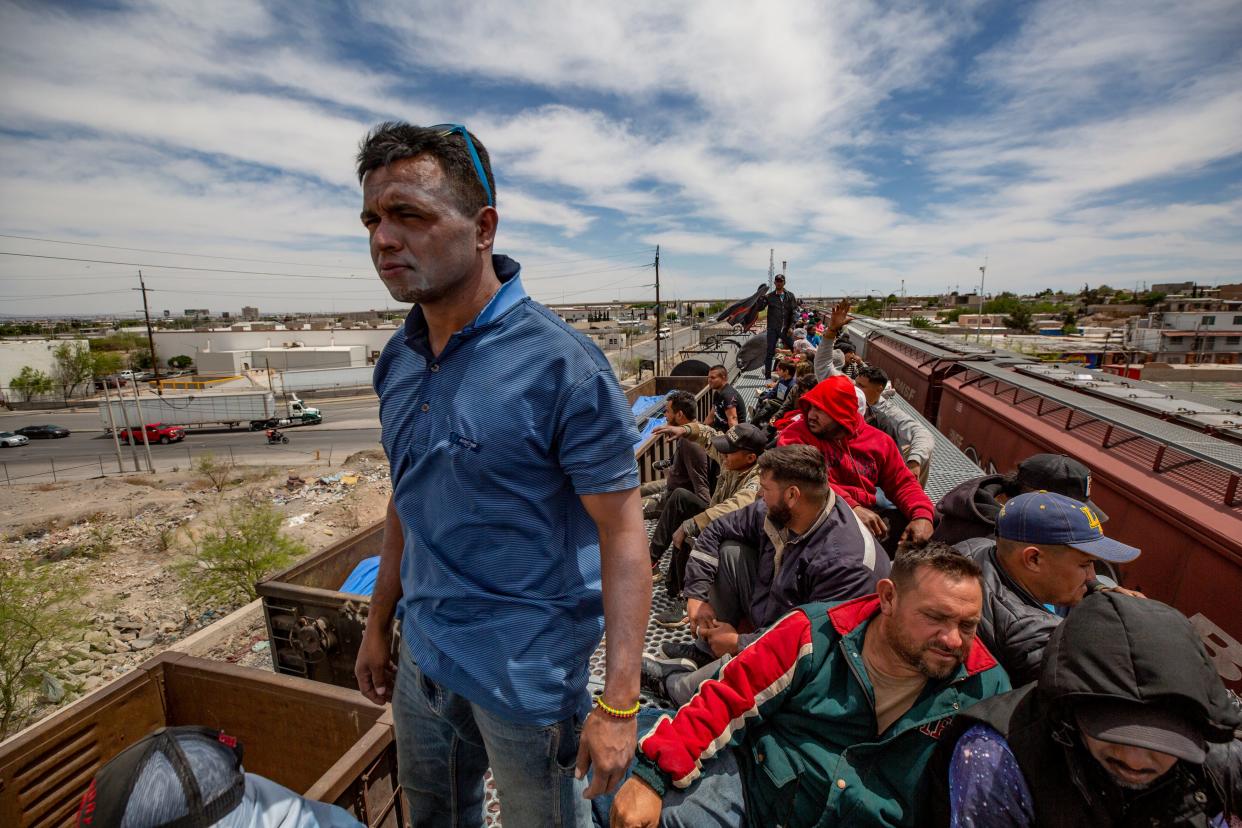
118, 422, 185, 445
0, 431, 30, 448
15, 424, 70, 439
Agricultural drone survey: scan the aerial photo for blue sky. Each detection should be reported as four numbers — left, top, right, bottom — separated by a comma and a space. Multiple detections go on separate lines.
1, 0, 1240, 316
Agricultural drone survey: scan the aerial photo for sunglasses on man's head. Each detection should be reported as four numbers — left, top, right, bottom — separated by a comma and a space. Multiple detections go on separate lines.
429, 123, 494, 208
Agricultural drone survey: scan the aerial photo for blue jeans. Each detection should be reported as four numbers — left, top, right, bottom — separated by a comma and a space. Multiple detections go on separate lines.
764, 328, 794, 377
393, 643, 591, 827
591, 710, 746, 827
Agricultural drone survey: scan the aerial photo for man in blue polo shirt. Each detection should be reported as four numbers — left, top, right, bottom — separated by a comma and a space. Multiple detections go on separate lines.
352, 122, 652, 827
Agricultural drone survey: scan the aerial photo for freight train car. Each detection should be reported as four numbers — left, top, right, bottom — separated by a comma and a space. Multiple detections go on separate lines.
938, 360, 1242, 691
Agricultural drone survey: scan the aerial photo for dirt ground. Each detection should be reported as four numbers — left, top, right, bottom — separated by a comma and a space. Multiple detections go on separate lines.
0, 449, 391, 732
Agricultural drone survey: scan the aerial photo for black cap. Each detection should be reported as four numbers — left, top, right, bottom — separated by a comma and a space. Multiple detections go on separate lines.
1016, 453, 1108, 521
710, 423, 767, 455
1076, 698, 1207, 763
78, 726, 245, 828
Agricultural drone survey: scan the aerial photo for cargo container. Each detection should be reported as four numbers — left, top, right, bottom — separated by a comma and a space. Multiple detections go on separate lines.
0, 653, 399, 827
99, 391, 321, 432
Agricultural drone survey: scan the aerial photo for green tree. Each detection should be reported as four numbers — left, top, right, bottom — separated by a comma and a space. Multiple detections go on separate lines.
1062, 310, 1079, 335
90, 351, 123, 378
855, 297, 884, 317
130, 348, 153, 370
8, 366, 54, 402
940, 307, 966, 323
168, 355, 193, 370
175, 503, 308, 608
50, 342, 94, 401
1004, 305, 1036, 333
983, 293, 1023, 315
0, 560, 86, 737
908, 315, 933, 329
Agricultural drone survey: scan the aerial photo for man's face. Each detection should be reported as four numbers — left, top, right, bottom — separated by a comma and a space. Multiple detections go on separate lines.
665, 402, 686, 426
759, 471, 794, 524
1081, 733, 1178, 790
708, 370, 727, 390
806, 405, 846, 440
361, 155, 482, 305
774, 279, 785, 292
777, 366, 794, 381
722, 449, 757, 472
856, 377, 882, 406
880, 569, 982, 680
1028, 545, 1097, 606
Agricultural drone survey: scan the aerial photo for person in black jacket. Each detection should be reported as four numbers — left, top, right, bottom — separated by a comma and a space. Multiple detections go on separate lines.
762, 274, 798, 378
956, 491, 1141, 687
932, 453, 1107, 545
929, 591, 1242, 827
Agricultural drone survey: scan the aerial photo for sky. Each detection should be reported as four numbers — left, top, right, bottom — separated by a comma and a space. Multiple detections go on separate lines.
1, 0, 1241, 318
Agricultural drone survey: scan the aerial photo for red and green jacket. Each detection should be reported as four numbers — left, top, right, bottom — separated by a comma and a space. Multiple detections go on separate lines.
633, 596, 1011, 827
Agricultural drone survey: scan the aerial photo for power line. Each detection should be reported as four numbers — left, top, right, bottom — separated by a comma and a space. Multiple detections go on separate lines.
0, 233, 360, 269
0, 251, 368, 280
521, 262, 653, 282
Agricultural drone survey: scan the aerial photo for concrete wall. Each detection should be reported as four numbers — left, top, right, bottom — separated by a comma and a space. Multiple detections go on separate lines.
152, 328, 398, 365
195, 351, 247, 375
0, 338, 90, 397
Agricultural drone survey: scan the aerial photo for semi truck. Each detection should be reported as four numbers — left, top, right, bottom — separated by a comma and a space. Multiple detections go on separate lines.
99, 390, 322, 432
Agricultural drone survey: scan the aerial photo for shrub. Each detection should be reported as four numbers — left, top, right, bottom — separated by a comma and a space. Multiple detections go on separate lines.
194, 451, 232, 492
0, 561, 86, 738
9, 366, 54, 402
175, 503, 307, 608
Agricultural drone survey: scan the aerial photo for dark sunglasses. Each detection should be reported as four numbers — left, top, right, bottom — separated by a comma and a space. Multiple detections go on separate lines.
429, 123, 494, 207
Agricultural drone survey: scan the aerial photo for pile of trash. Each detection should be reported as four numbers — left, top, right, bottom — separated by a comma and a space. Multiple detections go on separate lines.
271, 464, 390, 507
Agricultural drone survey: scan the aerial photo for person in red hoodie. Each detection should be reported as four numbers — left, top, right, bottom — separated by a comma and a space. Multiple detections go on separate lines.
778, 374, 935, 549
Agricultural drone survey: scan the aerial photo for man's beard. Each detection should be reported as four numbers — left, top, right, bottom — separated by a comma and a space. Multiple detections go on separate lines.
383, 273, 457, 304
768, 500, 793, 526
883, 620, 964, 680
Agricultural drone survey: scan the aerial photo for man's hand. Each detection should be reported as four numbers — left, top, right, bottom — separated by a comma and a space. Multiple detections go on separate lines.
1095, 584, 1148, 599
354, 628, 395, 706
899, 517, 934, 548
853, 505, 888, 540
577, 709, 637, 799
652, 424, 688, 440
610, 777, 663, 827
906, 459, 922, 479
686, 598, 718, 637
705, 622, 740, 657
672, 526, 687, 550
829, 298, 851, 332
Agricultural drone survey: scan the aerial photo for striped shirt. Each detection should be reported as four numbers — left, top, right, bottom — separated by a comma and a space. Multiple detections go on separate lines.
374, 254, 640, 724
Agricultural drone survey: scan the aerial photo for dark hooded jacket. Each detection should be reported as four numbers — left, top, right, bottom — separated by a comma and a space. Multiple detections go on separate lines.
930, 592, 1242, 827
930, 473, 1010, 544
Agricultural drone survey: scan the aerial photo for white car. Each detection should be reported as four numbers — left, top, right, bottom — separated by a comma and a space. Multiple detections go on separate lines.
0, 431, 30, 448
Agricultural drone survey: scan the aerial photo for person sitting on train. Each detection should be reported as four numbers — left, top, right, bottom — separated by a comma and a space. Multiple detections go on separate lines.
954, 491, 1142, 687
931, 453, 1107, 545
647, 422, 766, 627
927, 591, 1242, 827
777, 374, 936, 551
639, 390, 710, 521
837, 340, 863, 380
608, 543, 1010, 828
750, 359, 797, 426
638, 445, 889, 706
855, 365, 935, 487
76, 725, 364, 827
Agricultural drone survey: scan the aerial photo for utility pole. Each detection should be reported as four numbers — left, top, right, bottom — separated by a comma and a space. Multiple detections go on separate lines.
135, 270, 162, 395
767, 249, 775, 289
654, 245, 662, 376
975, 259, 988, 343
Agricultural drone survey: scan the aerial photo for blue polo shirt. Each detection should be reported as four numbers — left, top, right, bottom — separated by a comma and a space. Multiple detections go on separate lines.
374, 254, 640, 725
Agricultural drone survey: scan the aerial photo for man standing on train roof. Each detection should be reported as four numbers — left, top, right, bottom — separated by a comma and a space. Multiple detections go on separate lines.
763, 273, 798, 378
352, 121, 651, 826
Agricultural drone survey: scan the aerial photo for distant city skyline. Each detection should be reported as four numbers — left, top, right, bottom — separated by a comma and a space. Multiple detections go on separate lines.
2, 1, 1240, 316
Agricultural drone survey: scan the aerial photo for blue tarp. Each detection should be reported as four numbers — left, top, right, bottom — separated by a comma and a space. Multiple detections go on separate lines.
635, 416, 667, 448
340, 556, 380, 596
630, 395, 666, 418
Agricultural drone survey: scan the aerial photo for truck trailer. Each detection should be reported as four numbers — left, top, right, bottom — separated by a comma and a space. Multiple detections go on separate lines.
99, 390, 322, 432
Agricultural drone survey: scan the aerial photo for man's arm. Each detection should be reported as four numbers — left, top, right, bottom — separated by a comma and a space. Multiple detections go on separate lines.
354, 496, 403, 705
616, 610, 813, 821
690, 471, 760, 531
872, 431, 934, 525
681, 502, 761, 603
681, 439, 711, 502
575, 487, 652, 799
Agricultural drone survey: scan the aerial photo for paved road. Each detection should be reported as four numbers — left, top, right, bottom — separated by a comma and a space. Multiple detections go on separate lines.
0, 397, 381, 485
617, 324, 700, 374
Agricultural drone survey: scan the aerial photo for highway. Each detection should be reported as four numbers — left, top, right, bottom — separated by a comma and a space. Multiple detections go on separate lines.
0, 396, 382, 484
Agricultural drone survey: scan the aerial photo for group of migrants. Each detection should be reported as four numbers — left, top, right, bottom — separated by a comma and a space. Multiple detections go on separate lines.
79, 122, 1240, 828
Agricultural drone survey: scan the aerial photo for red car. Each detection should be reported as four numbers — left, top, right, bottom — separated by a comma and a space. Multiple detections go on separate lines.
119, 423, 185, 445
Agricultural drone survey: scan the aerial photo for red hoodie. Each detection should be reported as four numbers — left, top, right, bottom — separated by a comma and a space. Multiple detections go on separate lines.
777, 376, 934, 521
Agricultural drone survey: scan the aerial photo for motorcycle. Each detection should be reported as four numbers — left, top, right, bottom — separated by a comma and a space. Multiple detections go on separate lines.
265, 429, 289, 445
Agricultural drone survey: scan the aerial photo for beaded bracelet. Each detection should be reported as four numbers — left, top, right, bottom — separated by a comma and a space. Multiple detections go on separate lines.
594, 696, 641, 719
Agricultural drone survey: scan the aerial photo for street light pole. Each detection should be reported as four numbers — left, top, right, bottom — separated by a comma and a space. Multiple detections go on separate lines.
975, 260, 987, 343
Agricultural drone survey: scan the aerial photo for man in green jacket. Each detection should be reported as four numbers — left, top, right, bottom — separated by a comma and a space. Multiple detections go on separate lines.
609, 543, 1011, 827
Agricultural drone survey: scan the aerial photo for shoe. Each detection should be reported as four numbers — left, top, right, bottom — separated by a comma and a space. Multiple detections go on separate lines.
640, 655, 683, 700
654, 600, 687, 628
650, 557, 665, 584
658, 640, 715, 670
642, 495, 663, 519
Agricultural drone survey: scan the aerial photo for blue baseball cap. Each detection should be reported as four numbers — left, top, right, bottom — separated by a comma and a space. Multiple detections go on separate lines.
996, 491, 1140, 563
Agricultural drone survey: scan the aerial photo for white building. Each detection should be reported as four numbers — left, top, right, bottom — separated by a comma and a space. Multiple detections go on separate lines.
1125, 297, 1242, 364
152, 327, 399, 368
195, 345, 367, 376
0, 338, 91, 400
